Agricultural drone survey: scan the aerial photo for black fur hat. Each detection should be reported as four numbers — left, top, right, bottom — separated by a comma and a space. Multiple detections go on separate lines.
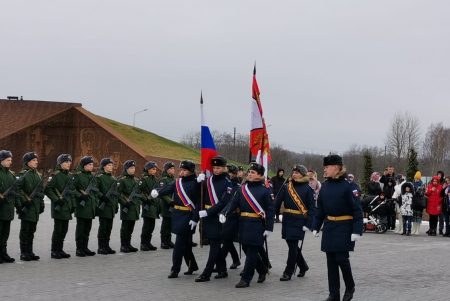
211, 156, 227, 167
164, 161, 175, 171
248, 162, 265, 176
57, 154, 72, 165
100, 158, 114, 168
80, 156, 94, 167
0, 150, 12, 162
292, 164, 308, 176
323, 154, 343, 166
144, 161, 158, 171
179, 160, 195, 173
123, 160, 136, 170
23, 152, 38, 165
227, 164, 238, 174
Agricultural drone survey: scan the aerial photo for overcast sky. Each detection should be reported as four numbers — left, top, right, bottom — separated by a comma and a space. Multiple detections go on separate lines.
1, 1, 449, 155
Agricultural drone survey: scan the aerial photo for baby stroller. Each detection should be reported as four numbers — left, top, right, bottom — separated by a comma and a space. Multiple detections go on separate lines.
361, 195, 388, 233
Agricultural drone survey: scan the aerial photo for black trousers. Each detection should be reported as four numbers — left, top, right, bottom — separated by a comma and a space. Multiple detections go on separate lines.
439, 213, 445, 232
75, 218, 93, 249
222, 239, 240, 264
241, 245, 265, 283
19, 220, 37, 246
326, 251, 355, 298
141, 217, 156, 243
284, 239, 308, 275
52, 219, 69, 250
429, 215, 439, 231
160, 216, 172, 242
0, 220, 11, 247
121, 220, 136, 242
171, 232, 197, 273
98, 217, 114, 242
202, 239, 226, 276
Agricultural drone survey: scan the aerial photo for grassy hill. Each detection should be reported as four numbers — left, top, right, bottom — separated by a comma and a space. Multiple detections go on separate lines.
99, 117, 200, 162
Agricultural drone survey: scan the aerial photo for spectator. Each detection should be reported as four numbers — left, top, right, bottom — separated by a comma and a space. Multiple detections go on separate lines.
442, 177, 450, 237
400, 182, 414, 236
392, 174, 406, 234
271, 168, 286, 223
425, 176, 443, 236
383, 177, 396, 231
307, 170, 321, 205
437, 171, 446, 235
411, 171, 425, 235
367, 172, 382, 196
347, 174, 362, 198
380, 166, 395, 185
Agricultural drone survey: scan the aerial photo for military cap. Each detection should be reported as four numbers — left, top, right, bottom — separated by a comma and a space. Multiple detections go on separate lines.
227, 164, 238, 174
164, 161, 175, 171
211, 155, 227, 167
248, 162, 265, 175
57, 154, 72, 165
0, 150, 12, 162
323, 154, 343, 166
179, 160, 195, 173
23, 152, 38, 164
292, 164, 308, 176
123, 160, 136, 170
144, 161, 158, 171
80, 156, 94, 167
100, 158, 114, 168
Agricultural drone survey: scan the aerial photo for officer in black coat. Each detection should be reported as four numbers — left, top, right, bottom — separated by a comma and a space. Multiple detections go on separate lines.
220, 162, 274, 288
195, 156, 232, 282
276, 164, 314, 281
153, 160, 201, 278
312, 155, 363, 301
221, 164, 241, 269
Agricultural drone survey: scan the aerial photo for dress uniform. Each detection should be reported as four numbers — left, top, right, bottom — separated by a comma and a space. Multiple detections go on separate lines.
275, 164, 314, 281
154, 160, 200, 278
0, 150, 16, 263
118, 160, 143, 253
195, 156, 232, 282
45, 154, 75, 259
220, 162, 274, 288
159, 162, 176, 249
73, 156, 99, 257
312, 155, 363, 301
221, 164, 241, 269
140, 161, 160, 251
96, 158, 119, 255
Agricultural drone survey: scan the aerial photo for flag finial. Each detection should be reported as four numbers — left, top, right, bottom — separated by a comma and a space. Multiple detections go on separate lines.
200, 90, 203, 104
253, 62, 256, 75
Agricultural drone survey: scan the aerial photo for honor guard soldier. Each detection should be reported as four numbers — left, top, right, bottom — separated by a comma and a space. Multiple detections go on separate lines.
152, 160, 200, 278
17, 152, 46, 261
139, 161, 160, 251
45, 154, 75, 259
275, 164, 314, 281
96, 158, 119, 255
0, 150, 16, 263
221, 164, 241, 269
195, 156, 232, 282
312, 155, 363, 301
220, 162, 274, 288
159, 162, 176, 249
118, 160, 143, 253
73, 156, 99, 257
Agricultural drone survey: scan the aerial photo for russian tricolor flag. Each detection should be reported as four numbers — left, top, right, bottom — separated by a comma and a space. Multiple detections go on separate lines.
200, 92, 218, 175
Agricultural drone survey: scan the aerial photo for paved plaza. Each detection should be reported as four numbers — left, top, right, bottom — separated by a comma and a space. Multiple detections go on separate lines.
1, 206, 449, 301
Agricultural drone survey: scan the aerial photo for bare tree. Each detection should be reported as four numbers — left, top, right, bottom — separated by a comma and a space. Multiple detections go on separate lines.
422, 123, 450, 174
386, 112, 420, 160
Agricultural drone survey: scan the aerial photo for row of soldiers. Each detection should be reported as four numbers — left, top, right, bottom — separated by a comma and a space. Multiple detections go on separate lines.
0, 149, 362, 301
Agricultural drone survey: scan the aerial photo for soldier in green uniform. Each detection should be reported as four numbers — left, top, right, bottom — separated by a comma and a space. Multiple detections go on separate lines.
0, 150, 17, 263
159, 162, 176, 249
73, 156, 99, 257
45, 154, 75, 259
118, 160, 143, 253
17, 152, 45, 261
139, 161, 160, 251
96, 158, 119, 255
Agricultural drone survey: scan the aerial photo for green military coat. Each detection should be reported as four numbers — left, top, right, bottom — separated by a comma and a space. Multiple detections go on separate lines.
17, 166, 45, 223
44, 167, 75, 220
96, 170, 119, 219
159, 171, 175, 218
118, 174, 142, 221
0, 165, 17, 221
73, 168, 99, 219
140, 174, 160, 219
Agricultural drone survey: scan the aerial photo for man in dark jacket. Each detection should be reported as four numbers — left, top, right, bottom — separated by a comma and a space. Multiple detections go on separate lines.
220, 162, 274, 288
0, 150, 16, 263
313, 155, 363, 301
159, 162, 176, 249
271, 168, 285, 222
140, 161, 160, 251
45, 154, 75, 259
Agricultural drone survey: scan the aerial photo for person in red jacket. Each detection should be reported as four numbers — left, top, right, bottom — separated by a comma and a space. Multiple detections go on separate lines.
425, 176, 443, 236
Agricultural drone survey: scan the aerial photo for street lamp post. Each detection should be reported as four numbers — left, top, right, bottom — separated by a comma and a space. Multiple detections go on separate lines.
133, 108, 148, 127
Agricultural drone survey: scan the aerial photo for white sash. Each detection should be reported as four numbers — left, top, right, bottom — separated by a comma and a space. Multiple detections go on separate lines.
244, 184, 266, 217
178, 178, 196, 209
208, 176, 219, 206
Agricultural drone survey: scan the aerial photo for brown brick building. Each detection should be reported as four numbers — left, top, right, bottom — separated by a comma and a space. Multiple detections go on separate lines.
0, 99, 199, 174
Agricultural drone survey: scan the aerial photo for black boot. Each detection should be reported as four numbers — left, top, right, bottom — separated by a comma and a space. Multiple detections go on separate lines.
343, 287, 355, 301
128, 240, 138, 252
323, 296, 340, 301
401, 229, 406, 235
230, 260, 241, 269
280, 272, 292, 281
160, 240, 171, 249
20, 243, 32, 261
297, 265, 309, 277
76, 240, 86, 257
121, 239, 131, 253
214, 271, 228, 279
195, 274, 211, 282
105, 240, 116, 254
51, 241, 63, 259
98, 240, 109, 255
235, 280, 249, 288
257, 272, 266, 283
29, 242, 40, 261
59, 243, 71, 259
184, 261, 199, 275
140, 242, 151, 251
84, 240, 96, 256
2, 246, 15, 263
168, 271, 178, 278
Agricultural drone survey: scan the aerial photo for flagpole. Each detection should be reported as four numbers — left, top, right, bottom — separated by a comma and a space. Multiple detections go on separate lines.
200, 91, 204, 248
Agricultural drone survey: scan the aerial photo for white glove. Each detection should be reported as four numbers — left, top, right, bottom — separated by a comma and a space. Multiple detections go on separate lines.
302, 226, 310, 232
196, 173, 206, 183
189, 220, 198, 230
199, 210, 208, 218
151, 189, 159, 198
219, 214, 226, 224
351, 234, 361, 242
312, 230, 319, 237
263, 230, 272, 237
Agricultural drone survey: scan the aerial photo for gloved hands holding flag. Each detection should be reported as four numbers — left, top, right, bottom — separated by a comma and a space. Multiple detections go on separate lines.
219, 214, 226, 224
199, 210, 208, 218
196, 173, 206, 183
